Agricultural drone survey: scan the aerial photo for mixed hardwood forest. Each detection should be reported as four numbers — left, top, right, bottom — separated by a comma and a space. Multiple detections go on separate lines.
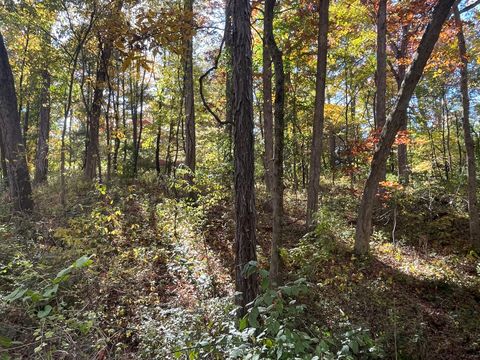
1, 0, 480, 358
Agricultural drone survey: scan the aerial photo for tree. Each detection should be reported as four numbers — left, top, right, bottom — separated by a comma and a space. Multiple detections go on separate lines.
306, 0, 329, 228
454, 5, 480, 250
34, 64, 50, 184
0, 32, 33, 211
263, 7, 274, 196
375, 0, 386, 182
233, 0, 258, 315
183, 0, 196, 174
265, 0, 285, 287
84, 0, 123, 180
354, 0, 457, 255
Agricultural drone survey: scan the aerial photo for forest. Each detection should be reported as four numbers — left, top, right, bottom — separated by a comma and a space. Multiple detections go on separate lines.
0, 0, 480, 358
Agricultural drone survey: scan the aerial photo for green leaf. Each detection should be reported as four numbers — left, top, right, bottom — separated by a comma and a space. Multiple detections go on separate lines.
54, 267, 72, 282
42, 284, 59, 298
241, 261, 258, 278
248, 307, 259, 328
37, 305, 52, 319
73, 255, 93, 269
350, 340, 359, 354
238, 316, 248, 331
0, 335, 12, 348
5, 287, 28, 302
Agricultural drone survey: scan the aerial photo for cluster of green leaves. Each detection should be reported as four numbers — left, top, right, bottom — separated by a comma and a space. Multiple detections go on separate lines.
1, 255, 94, 355
139, 262, 382, 359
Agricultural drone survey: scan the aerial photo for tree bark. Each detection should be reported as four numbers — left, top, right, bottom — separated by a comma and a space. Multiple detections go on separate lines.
183, 0, 196, 175
84, 1, 122, 180
262, 15, 274, 195
233, 0, 258, 315
34, 68, 51, 184
376, 0, 387, 182
396, 26, 410, 184
306, 0, 329, 228
0, 32, 33, 211
225, 0, 234, 161
354, 0, 456, 255
0, 129, 8, 187
265, 0, 285, 287
454, 6, 480, 250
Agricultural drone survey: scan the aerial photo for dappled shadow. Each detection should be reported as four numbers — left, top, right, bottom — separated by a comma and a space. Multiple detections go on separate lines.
299, 239, 480, 359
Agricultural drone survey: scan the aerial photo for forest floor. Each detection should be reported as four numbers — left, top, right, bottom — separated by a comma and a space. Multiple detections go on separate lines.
1, 175, 479, 359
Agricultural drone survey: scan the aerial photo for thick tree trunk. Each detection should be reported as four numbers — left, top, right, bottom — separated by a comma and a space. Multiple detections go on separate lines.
262, 18, 274, 195
454, 6, 480, 250
376, 0, 387, 182
354, 0, 456, 255
34, 69, 50, 184
184, 0, 196, 174
306, 0, 329, 228
0, 33, 33, 211
233, 0, 258, 315
265, 0, 285, 287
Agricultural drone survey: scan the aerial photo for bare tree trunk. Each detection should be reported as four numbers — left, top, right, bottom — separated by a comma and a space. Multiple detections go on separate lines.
376, 0, 387, 182
0, 129, 8, 187
225, 0, 234, 161
133, 70, 146, 175
85, 1, 122, 180
184, 0, 196, 174
454, 6, 480, 250
85, 42, 111, 179
105, 87, 112, 182
113, 73, 121, 173
454, 112, 463, 171
394, 26, 410, 184
263, 16, 274, 195
306, 0, 329, 228
0, 32, 33, 212
23, 101, 30, 148
354, 0, 456, 255
265, 0, 285, 287
233, 0, 258, 315
156, 123, 162, 174
34, 68, 50, 184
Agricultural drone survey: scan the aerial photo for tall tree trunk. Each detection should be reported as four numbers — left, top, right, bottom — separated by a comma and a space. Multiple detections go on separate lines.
23, 101, 30, 148
396, 26, 410, 184
354, 0, 456, 255
454, 6, 480, 250
376, 0, 387, 181
306, 0, 329, 228
113, 73, 121, 173
34, 68, 50, 184
265, 0, 285, 287
184, 0, 196, 174
85, 1, 122, 179
0, 129, 8, 187
225, 0, 234, 161
156, 122, 162, 174
85, 42, 111, 179
0, 32, 33, 212
233, 0, 258, 315
263, 15, 274, 196
133, 69, 146, 175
